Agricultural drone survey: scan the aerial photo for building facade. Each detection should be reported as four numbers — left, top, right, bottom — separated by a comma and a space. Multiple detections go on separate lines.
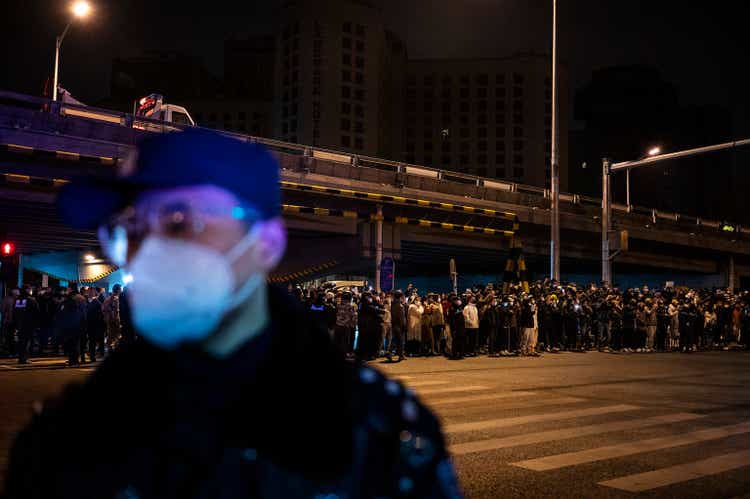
404, 55, 568, 189
273, 0, 406, 158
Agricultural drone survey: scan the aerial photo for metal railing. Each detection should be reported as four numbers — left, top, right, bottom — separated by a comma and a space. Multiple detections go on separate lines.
0, 89, 743, 236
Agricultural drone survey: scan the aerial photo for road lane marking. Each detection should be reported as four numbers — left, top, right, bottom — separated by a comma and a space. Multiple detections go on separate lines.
450, 412, 704, 455
417, 385, 490, 396
429, 391, 538, 405
436, 396, 583, 413
404, 380, 451, 388
599, 449, 750, 492
512, 421, 750, 471
445, 404, 640, 434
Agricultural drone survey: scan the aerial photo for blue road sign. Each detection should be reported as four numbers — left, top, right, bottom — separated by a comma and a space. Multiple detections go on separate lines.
380, 257, 395, 292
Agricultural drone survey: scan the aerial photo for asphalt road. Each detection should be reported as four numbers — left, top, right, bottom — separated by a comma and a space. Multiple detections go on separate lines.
1, 351, 749, 498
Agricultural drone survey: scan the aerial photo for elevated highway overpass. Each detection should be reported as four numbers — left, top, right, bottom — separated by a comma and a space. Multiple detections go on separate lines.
1, 90, 748, 289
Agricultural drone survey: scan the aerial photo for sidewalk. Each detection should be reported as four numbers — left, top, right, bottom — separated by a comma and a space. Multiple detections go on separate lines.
0, 356, 99, 371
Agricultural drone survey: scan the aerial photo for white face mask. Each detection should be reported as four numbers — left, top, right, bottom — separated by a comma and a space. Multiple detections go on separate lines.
126, 226, 262, 349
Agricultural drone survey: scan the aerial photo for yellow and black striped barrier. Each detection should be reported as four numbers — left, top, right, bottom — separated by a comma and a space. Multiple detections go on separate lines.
2, 143, 117, 166
0, 172, 69, 188
281, 180, 517, 221
502, 235, 530, 294
281, 204, 514, 238
268, 260, 339, 283
282, 204, 358, 218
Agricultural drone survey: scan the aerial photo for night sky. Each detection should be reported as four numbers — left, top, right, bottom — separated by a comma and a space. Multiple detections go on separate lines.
2, 0, 749, 136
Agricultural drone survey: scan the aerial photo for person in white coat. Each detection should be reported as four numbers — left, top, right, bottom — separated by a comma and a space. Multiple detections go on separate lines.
462, 296, 479, 356
406, 298, 424, 355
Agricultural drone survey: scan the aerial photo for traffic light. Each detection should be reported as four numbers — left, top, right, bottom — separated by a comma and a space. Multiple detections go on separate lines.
1, 241, 14, 256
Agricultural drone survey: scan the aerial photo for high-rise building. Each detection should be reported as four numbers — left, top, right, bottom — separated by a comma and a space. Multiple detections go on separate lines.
404, 54, 568, 190
273, 0, 406, 158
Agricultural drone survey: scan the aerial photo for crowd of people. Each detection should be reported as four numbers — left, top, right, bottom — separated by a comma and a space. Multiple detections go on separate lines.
1, 280, 748, 366
294, 280, 750, 361
0, 284, 131, 366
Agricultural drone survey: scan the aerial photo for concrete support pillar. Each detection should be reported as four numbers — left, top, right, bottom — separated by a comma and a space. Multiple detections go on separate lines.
728, 255, 736, 292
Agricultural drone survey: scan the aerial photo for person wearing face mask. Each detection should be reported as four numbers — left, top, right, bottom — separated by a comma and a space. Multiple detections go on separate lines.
5, 129, 460, 499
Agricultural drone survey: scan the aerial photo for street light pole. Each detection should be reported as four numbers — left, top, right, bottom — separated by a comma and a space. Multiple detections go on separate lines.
601, 158, 612, 286
549, 0, 561, 281
625, 167, 630, 209
52, 22, 73, 102
374, 204, 383, 293
51, 2, 91, 102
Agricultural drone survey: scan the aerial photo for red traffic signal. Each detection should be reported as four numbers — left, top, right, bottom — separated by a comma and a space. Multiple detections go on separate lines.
1, 242, 14, 256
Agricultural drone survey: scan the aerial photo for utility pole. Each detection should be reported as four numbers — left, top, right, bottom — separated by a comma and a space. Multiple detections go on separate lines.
549, 0, 561, 281
601, 158, 612, 287
604, 137, 750, 286
374, 204, 383, 293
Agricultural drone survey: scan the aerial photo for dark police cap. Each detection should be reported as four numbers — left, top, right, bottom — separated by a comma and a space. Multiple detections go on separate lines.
57, 128, 280, 229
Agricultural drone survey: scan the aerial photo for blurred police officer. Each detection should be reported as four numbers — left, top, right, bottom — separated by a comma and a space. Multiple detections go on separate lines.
13, 286, 39, 364
4, 129, 461, 499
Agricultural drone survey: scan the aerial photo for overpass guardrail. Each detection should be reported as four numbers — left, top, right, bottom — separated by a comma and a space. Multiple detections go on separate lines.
0, 89, 743, 238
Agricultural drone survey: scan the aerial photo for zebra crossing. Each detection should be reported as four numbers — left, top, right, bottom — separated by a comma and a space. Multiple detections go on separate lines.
394, 374, 750, 495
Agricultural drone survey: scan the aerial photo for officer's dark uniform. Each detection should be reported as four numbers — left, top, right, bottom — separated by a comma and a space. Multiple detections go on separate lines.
13, 292, 39, 364
3, 286, 462, 499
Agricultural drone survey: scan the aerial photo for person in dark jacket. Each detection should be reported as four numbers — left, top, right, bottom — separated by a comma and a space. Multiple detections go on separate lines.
595, 299, 611, 351
447, 296, 465, 359
4, 128, 460, 499
13, 286, 40, 364
84, 288, 106, 362
357, 292, 384, 361
388, 291, 407, 361
563, 301, 580, 351
621, 300, 637, 352
55, 287, 86, 367
679, 301, 698, 352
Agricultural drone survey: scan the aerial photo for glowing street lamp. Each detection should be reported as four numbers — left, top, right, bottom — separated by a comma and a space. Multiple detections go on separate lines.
626, 146, 663, 207
71, 1, 91, 17
52, 1, 92, 101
